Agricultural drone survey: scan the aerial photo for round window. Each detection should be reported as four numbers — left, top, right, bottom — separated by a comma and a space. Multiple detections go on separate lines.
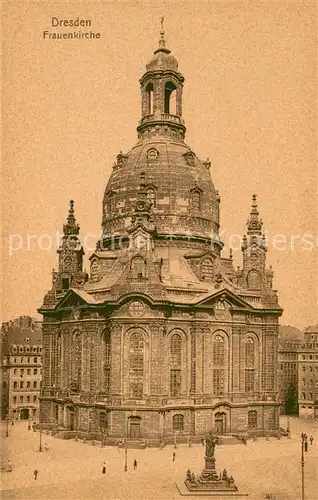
129, 301, 145, 317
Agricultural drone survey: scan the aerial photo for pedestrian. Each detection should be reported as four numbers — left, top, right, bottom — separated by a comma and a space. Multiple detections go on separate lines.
133, 459, 137, 470
44, 442, 49, 451
310, 435, 313, 445
33, 469, 38, 480
201, 438, 204, 447
11, 420, 14, 426
102, 462, 106, 474
172, 452, 176, 462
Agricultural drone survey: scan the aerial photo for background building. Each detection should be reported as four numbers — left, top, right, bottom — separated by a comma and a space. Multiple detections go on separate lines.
278, 339, 301, 415
298, 325, 318, 418
39, 30, 282, 441
0, 316, 42, 421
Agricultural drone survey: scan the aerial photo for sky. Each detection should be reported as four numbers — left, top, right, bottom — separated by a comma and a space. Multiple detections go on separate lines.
2, 0, 317, 329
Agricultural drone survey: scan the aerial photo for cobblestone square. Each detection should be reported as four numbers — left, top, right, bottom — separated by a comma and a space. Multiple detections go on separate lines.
1, 417, 317, 500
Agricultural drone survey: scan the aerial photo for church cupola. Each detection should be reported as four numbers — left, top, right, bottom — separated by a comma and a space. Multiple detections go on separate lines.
246, 194, 263, 235
137, 19, 186, 140
55, 200, 86, 294
238, 195, 268, 291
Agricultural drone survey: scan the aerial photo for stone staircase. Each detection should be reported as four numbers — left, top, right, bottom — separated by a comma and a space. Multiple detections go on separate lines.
217, 435, 243, 445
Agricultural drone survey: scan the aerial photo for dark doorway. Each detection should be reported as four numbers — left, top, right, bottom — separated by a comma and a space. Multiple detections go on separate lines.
20, 408, 29, 420
69, 412, 75, 431
214, 412, 226, 435
129, 417, 141, 438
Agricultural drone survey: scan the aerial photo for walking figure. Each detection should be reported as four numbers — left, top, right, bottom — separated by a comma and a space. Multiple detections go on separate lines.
44, 442, 49, 451
34, 469, 38, 480
102, 462, 106, 474
310, 435, 313, 445
133, 459, 137, 470
172, 452, 176, 462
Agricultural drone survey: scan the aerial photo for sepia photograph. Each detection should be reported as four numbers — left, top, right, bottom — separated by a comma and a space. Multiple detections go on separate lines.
1, 1, 317, 499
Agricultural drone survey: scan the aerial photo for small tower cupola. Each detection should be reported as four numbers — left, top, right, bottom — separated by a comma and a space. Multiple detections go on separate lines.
238, 195, 271, 291
56, 200, 86, 293
246, 194, 263, 235
137, 18, 186, 140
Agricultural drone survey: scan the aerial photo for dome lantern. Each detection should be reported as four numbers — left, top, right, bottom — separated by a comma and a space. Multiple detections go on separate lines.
137, 19, 186, 140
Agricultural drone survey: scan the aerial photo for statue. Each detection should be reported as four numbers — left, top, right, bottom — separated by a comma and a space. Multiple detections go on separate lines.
205, 431, 218, 458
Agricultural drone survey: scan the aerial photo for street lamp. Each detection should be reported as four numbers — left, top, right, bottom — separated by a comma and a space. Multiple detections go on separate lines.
100, 427, 107, 447
124, 444, 128, 472
6, 416, 9, 437
287, 416, 291, 438
301, 432, 308, 500
173, 431, 177, 449
39, 429, 42, 452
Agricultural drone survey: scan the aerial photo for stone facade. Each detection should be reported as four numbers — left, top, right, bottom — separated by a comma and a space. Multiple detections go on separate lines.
278, 339, 301, 415
39, 30, 283, 441
298, 326, 318, 418
0, 316, 42, 421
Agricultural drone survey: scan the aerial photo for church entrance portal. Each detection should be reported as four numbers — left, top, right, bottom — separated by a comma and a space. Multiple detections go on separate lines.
66, 406, 75, 430
128, 417, 141, 438
214, 412, 227, 435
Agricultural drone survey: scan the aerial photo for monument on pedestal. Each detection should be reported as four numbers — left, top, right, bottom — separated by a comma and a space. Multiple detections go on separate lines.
176, 431, 248, 497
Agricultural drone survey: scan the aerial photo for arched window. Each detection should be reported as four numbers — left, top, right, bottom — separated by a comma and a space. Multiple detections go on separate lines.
212, 335, 225, 395
131, 257, 145, 279
201, 258, 214, 281
164, 81, 177, 114
71, 331, 82, 393
146, 187, 156, 207
191, 190, 201, 212
247, 410, 257, 428
247, 270, 261, 290
213, 335, 224, 365
245, 337, 255, 394
103, 329, 111, 394
172, 414, 184, 431
245, 338, 255, 367
170, 334, 182, 365
129, 332, 144, 398
170, 334, 182, 397
146, 82, 154, 115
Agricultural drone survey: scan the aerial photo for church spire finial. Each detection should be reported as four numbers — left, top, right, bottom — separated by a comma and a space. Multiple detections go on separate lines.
158, 16, 166, 50
63, 199, 80, 237
246, 194, 263, 235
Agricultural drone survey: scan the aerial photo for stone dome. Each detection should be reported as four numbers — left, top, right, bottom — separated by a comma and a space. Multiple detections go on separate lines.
146, 50, 179, 72
101, 134, 221, 250
100, 31, 222, 253
146, 31, 179, 72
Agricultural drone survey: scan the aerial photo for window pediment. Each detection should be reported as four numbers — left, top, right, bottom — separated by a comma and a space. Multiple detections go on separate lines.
183, 151, 195, 166
147, 148, 159, 161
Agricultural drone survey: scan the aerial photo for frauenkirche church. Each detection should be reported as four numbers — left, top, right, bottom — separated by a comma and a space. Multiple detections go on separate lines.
39, 28, 282, 442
